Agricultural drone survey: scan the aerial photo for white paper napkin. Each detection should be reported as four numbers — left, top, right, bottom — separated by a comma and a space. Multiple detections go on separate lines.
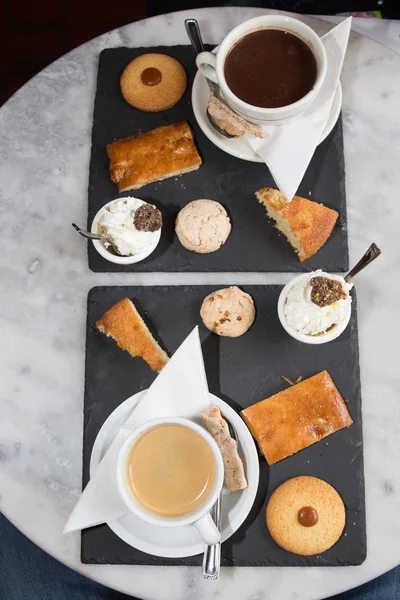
63, 326, 211, 534
247, 17, 352, 201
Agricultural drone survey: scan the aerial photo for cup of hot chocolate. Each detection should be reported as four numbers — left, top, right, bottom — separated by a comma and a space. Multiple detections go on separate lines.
196, 15, 327, 123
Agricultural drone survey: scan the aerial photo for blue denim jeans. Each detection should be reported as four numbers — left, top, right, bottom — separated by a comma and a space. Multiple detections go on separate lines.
1, 513, 399, 600
0, 514, 123, 600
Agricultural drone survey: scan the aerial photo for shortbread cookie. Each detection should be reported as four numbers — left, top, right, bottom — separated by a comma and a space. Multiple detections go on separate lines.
120, 53, 187, 112
266, 476, 346, 556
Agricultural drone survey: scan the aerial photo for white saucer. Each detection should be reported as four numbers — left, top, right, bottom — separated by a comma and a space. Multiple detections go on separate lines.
192, 71, 342, 163
90, 391, 259, 559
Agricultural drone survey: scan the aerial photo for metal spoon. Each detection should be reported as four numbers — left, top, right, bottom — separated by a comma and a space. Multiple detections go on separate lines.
71, 223, 123, 256
185, 18, 237, 139
344, 243, 381, 283
202, 487, 222, 580
202, 416, 238, 580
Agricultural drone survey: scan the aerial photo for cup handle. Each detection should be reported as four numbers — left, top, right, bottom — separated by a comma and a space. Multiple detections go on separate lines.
194, 512, 221, 545
196, 52, 218, 84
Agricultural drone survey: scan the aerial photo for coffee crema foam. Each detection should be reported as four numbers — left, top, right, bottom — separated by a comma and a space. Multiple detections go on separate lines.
126, 424, 216, 518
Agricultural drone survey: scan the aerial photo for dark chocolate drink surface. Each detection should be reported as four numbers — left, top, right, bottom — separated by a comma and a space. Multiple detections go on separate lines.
224, 29, 317, 109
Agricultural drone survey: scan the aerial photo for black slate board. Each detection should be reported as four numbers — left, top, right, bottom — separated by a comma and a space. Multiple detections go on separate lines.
88, 46, 348, 273
82, 285, 366, 566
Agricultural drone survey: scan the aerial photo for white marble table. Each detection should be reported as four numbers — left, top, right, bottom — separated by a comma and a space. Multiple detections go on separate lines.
1, 7, 400, 600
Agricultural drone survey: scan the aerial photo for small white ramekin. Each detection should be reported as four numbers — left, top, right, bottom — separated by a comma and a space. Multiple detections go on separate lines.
277, 273, 352, 345
91, 198, 161, 265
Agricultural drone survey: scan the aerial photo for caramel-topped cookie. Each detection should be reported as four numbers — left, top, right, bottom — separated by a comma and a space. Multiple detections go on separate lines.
120, 54, 187, 112
266, 476, 346, 556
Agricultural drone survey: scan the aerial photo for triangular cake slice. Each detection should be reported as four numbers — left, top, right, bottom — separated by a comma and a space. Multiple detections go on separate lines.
96, 298, 169, 372
255, 187, 339, 261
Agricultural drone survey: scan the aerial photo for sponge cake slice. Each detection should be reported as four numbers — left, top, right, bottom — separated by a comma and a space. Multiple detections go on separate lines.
96, 298, 169, 372
255, 187, 339, 261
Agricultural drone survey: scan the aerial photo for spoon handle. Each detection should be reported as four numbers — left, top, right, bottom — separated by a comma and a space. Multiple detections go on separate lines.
202, 494, 222, 580
344, 243, 381, 283
185, 18, 205, 55
201, 418, 237, 580
185, 18, 218, 96
72, 223, 104, 241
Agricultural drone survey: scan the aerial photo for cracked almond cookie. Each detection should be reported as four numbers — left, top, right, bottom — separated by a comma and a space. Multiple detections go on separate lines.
175, 199, 231, 253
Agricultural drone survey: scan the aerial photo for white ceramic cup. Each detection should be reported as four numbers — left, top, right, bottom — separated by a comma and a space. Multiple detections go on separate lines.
277, 274, 352, 345
116, 417, 224, 545
196, 15, 327, 124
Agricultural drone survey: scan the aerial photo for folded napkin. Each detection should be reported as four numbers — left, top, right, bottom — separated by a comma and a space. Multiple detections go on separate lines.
247, 17, 352, 201
63, 326, 211, 534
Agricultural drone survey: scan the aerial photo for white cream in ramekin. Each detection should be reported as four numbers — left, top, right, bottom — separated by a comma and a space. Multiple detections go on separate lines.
278, 271, 352, 344
91, 197, 161, 265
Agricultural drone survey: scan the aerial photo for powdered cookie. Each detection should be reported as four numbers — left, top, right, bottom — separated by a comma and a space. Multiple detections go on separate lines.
200, 286, 255, 337
266, 476, 346, 556
120, 54, 187, 112
175, 199, 231, 253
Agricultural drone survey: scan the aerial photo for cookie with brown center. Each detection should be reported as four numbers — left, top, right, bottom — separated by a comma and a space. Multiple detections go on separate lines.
120, 54, 187, 112
266, 476, 346, 556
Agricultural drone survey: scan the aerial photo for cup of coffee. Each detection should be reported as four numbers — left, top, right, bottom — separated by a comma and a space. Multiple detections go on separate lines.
116, 417, 224, 545
196, 15, 327, 123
